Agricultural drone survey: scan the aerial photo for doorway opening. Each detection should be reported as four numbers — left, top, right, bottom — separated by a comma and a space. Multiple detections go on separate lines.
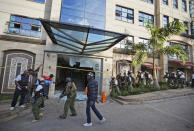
55, 54, 102, 93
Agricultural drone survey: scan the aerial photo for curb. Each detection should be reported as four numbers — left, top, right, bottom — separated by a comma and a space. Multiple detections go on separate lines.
114, 90, 194, 105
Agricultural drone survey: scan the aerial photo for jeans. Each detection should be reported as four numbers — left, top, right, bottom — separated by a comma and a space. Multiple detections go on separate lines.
11, 87, 26, 107
86, 99, 103, 123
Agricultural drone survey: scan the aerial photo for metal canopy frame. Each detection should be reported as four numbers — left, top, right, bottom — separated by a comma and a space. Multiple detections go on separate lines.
40, 19, 128, 55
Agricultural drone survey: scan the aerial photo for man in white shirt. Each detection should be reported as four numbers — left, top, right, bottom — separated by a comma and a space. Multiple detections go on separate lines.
10, 70, 30, 110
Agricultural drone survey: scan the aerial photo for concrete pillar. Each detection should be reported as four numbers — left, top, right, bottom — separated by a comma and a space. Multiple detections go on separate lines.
102, 58, 113, 96
43, 52, 57, 98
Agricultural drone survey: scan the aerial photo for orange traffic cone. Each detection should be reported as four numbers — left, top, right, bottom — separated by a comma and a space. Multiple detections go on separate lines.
101, 91, 106, 103
85, 87, 88, 95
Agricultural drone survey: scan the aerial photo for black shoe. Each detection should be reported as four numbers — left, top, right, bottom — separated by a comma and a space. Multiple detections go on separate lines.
59, 115, 66, 119
70, 114, 77, 117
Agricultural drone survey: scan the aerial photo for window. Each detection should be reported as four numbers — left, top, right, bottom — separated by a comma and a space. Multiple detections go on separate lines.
60, 0, 106, 29
182, 0, 187, 11
163, 15, 169, 27
139, 38, 149, 45
173, 0, 178, 9
115, 36, 134, 48
139, 38, 152, 52
174, 18, 179, 22
115, 6, 134, 23
167, 42, 190, 60
143, 0, 153, 4
183, 22, 189, 35
32, 0, 45, 3
191, 22, 194, 36
139, 12, 154, 26
8, 15, 41, 37
189, 1, 192, 17
163, 0, 168, 5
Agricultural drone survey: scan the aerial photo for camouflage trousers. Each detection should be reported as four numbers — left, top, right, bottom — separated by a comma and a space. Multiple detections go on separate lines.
32, 97, 44, 120
110, 86, 121, 98
127, 83, 134, 92
62, 97, 77, 118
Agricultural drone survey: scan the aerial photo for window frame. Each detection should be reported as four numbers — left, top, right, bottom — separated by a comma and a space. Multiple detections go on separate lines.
163, 15, 169, 27
173, 0, 178, 9
183, 21, 189, 35
115, 35, 134, 49
139, 12, 154, 26
115, 5, 134, 24
163, 0, 168, 5
30, 0, 45, 4
8, 15, 41, 38
182, 0, 187, 12
142, 0, 153, 4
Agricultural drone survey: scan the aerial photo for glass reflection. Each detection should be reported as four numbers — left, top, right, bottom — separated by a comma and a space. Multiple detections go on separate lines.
60, 0, 106, 29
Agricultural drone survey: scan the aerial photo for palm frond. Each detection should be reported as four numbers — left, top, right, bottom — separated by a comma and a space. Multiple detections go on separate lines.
160, 45, 189, 64
132, 51, 148, 66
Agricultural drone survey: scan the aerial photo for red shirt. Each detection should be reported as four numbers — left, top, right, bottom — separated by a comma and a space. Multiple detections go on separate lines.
41, 75, 52, 81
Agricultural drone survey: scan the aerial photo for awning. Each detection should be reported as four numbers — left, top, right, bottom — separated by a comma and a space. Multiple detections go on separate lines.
142, 62, 162, 70
39, 19, 128, 55
169, 59, 194, 67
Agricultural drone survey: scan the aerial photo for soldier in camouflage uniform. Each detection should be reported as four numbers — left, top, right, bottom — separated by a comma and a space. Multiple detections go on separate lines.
59, 77, 77, 119
110, 76, 120, 98
32, 78, 44, 123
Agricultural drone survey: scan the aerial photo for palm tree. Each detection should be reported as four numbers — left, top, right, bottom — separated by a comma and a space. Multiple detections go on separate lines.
128, 21, 188, 89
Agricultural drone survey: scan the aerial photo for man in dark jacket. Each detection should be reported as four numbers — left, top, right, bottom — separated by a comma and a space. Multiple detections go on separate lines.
83, 72, 105, 127
10, 70, 30, 110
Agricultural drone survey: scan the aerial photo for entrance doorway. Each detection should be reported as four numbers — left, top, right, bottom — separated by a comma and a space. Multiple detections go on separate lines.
56, 54, 103, 93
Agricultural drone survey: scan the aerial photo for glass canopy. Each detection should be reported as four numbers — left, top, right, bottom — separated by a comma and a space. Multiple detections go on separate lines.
40, 19, 128, 54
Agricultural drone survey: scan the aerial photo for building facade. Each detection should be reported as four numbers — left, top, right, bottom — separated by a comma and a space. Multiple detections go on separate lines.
0, 0, 193, 96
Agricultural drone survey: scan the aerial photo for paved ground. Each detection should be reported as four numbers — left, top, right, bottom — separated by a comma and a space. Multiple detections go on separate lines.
0, 95, 194, 131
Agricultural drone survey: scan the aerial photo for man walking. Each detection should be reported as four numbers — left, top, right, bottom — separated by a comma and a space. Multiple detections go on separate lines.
83, 72, 105, 127
10, 70, 30, 110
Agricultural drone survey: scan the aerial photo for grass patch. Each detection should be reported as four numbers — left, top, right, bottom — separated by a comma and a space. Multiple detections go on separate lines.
119, 82, 182, 96
0, 94, 13, 101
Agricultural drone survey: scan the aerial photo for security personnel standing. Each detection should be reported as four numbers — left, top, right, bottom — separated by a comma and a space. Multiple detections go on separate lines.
10, 70, 30, 110
59, 77, 77, 119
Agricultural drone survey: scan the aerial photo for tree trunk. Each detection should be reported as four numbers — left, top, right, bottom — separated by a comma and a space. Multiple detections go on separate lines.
153, 53, 160, 89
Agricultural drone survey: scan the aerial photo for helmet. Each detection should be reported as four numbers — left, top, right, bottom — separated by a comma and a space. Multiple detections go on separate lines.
65, 77, 72, 82
87, 72, 94, 77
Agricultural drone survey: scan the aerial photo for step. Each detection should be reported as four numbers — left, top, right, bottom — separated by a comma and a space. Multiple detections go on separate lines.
116, 96, 140, 102
114, 98, 142, 105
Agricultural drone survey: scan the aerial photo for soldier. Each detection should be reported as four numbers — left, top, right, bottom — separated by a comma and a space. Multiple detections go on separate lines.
147, 72, 153, 88
116, 73, 122, 90
121, 72, 128, 90
145, 71, 149, 88
25, 64, 42, 104
170, 72, 176, 86
180, 72, 185, 88
10, 70, 30, 110
59, 77, 77, 119
164, 72, 170, 85
127, 71, 134, 92
137, 71, 141, 86
110, 76, 120, 98
31, 78, 44, 123
176, 70, 182, 88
